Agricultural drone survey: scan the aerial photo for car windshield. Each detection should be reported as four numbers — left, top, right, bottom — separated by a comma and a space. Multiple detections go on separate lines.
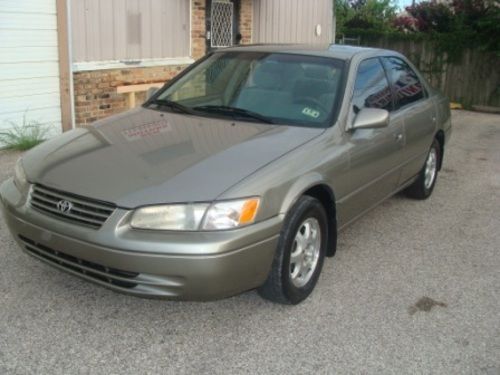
148, 51, 345, 127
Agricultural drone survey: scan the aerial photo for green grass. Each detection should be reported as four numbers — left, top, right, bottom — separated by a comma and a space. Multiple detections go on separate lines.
0, 115, 50, 151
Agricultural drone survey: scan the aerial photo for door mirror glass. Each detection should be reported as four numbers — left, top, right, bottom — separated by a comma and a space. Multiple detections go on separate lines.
147, 87, 159, 100
352, 108, 389, 130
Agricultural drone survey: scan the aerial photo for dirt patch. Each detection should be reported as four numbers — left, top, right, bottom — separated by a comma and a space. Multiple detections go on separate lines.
409, 296, 448, 315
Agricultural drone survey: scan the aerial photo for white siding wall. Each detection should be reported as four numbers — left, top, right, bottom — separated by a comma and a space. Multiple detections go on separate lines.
253, 0, 333, 44
0, 0, 62, 137
71, 0, 191, 63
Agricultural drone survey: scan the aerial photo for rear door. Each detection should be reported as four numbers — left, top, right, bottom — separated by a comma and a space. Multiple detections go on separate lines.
382, 56, 436, 185
338, 57, 405, 227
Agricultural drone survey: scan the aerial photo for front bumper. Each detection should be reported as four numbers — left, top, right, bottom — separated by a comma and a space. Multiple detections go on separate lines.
0, 179, 282, 300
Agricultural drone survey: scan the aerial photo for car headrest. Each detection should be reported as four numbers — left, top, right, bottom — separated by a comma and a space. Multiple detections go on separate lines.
293, 78, 336, 99
304, 65, 334, 80
252, 62, 285, 89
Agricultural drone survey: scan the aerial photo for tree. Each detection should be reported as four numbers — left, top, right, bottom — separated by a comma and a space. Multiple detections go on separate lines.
404, 1, 455, 33
336, 0, 398, 33
393, 0, 500, 54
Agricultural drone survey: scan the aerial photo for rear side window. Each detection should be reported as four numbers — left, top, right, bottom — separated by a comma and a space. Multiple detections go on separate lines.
352, 58, 392, 114
382, 57, 425, 110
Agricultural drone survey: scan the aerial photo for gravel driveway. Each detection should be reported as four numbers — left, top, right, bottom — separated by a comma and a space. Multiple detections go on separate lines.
0, 110, 499, 374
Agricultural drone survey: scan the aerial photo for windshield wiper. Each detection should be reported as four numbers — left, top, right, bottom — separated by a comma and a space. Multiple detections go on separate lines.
149, 99, 195, 114
192, 105, 275, 124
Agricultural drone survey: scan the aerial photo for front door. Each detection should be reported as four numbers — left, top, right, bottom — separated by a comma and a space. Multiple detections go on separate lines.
337, 57, 405, 227
381, 56, 436, 185
206, 0, 241, 53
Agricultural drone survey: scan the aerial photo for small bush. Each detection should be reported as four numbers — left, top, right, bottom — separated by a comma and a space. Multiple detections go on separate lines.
0, 114, 50, 151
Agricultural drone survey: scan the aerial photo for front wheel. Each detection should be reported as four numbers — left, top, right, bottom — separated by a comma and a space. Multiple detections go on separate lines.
405, 138, 441, 199
258, 196, 328, 304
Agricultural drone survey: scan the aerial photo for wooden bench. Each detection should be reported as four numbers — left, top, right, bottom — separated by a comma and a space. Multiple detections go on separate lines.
117, 82, 165, 108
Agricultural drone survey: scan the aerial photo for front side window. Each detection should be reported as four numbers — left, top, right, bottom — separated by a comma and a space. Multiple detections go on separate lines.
149, 52, 345, 127
382, 57, 425, 110
352, 58, 393, 113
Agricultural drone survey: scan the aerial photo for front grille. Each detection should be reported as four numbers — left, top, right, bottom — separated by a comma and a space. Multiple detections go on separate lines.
19, 235, 138, 289
30, 184, 116, 229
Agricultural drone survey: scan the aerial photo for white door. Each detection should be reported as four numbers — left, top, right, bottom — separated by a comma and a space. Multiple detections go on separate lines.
210, 0, 234, 48
0, 0, 62, 145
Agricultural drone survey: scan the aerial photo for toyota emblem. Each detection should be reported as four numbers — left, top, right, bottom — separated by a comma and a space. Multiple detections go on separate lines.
57, 200, 73, 214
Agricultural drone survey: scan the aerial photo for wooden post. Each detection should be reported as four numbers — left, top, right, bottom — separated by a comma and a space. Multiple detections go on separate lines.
56, 0, 73, 131
117, 83, 164, 109
128, 92, 136, 109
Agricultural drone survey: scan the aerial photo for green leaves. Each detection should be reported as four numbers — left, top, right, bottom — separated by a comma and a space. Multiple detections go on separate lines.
0, 113, 49, 151
336, 0, 398, 34
337, 0, 500, 58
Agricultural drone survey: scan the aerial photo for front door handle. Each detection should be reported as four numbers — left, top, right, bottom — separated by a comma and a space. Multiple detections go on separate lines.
395, 133, 403, 142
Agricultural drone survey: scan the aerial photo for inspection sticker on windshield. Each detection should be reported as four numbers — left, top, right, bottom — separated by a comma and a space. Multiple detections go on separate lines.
302, 107, 320, 119
121, 120, 171, 141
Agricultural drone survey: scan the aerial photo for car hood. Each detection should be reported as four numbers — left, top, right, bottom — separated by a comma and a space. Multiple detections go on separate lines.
23, 108, 323, 207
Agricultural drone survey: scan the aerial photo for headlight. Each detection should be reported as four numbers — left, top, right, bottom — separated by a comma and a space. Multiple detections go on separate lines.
130, 197, 260, 231
14, 159, 27, 189
130, 203, 209, 230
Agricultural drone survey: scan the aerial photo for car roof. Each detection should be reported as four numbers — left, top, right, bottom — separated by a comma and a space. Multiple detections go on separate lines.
220, 43, 393, 61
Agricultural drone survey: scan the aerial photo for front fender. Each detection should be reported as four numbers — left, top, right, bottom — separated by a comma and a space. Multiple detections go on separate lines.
279, 172, 338, 256
279, 172, 330, 214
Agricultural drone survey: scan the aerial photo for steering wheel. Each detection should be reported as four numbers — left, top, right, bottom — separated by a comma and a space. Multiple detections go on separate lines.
294, 97, 329, 116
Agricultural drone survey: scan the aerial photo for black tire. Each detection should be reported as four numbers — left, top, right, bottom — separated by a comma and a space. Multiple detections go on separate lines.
258, 196, 328, 304
405, 138, 441, 200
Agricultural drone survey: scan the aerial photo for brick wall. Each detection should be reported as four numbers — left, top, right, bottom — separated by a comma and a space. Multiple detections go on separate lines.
192, 0, 207, 59
240, 0, 253, 44
73, 65, 185, 127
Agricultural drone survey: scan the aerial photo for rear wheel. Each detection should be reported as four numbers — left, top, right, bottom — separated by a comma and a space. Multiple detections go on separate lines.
258, 196, 327, 304
405, 138, 441, 199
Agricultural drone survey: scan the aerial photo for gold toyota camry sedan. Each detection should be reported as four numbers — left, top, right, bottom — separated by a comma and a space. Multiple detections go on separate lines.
0, 45, 451, 304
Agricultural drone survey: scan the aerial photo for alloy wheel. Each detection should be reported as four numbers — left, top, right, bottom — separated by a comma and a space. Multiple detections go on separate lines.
289, 217, 322, 288
424, 147, 438, 189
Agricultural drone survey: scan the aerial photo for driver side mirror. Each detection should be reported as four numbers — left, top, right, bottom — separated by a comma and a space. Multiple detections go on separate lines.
352, 108, 389, 130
